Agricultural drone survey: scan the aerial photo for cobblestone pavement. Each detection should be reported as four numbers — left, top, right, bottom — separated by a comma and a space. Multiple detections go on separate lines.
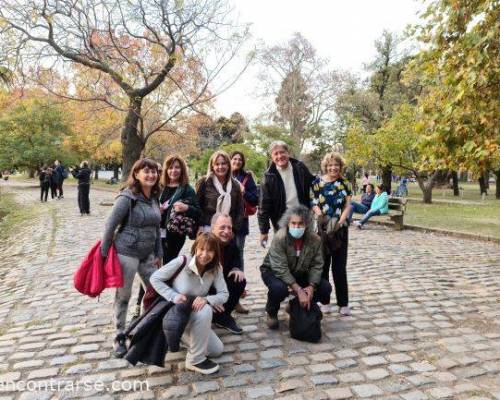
0, 181, 499, 400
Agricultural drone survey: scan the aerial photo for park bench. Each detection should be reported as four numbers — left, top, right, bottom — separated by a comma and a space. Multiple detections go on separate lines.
384, 197, 407, 230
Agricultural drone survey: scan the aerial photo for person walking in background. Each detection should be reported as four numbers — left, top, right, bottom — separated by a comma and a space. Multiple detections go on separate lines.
354, 184, 389, 228
362, 173, 369, 192
100, 158, 163, 358
48, 167, 58, 199
230, 151, 258, 314
196, 150, 244, 234
150, 233, 228, 375
53, 160, 67, 199
311, 152, 352, 316
38, 166, 50, 202
70, 161, 92, 215
349, 183, 375, 222
260, 205, 332, 330
258, 141, 314, 247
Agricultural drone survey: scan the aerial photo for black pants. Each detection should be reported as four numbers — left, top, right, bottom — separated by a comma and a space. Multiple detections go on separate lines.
210, 274, 246, 320
261, 270, 332, 316
322, 226, 349, 307
40, 183, 49, 202
137, 233, 186, 307
50, 183, 58, 199
161, 233, 186, 265
78, 184, 90, 214
57, 181, 64, 197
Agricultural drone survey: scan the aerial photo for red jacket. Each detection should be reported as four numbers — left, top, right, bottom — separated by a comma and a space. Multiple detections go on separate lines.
74, 240, 123, 297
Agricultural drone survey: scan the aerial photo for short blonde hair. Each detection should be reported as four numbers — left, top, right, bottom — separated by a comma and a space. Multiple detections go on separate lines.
321, 152, 345, 174
207, 150, 231, 180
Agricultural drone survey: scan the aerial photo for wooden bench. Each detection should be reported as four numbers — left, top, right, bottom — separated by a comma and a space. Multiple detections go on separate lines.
386, 197, 407, 230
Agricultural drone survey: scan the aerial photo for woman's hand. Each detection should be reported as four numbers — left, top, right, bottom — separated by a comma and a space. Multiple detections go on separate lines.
228, 269, 245, 282
212, 303, 225, 313
174, 294, 187, 304
192, 296, 208, 312
313, 205, 322, 216
173, 201, 188, 213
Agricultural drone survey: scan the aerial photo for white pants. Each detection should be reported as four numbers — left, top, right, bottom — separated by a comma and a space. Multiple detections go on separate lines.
181, 305, 223, 365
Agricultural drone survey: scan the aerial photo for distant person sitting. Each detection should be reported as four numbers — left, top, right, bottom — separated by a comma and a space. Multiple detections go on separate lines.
354, 184, 388, 229
349, 183, 375, 222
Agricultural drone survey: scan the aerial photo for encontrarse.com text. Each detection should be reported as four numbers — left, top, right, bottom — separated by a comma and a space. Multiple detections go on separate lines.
0, 379, 150, 393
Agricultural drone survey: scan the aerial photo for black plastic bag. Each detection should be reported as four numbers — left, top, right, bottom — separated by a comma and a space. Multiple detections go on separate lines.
289, 297, 323, 343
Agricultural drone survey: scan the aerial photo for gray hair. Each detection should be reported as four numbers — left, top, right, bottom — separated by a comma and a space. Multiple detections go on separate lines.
210, 212, 232, 228
278, 205, 313, 231
268, 140, 290, 155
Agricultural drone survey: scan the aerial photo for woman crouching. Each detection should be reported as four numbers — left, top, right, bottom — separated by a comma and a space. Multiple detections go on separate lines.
150, 233, 228, 375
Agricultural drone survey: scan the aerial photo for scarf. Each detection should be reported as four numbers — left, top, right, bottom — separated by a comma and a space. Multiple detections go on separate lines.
212, 174, 232, 215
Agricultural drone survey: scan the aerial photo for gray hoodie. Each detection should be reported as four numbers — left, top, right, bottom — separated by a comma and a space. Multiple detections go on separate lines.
101, 188, 162, 260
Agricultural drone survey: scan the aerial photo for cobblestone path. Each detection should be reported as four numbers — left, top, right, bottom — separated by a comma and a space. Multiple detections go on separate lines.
0, 181, 499, 400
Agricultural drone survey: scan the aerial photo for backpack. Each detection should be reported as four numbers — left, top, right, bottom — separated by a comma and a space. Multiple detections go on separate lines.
288, 297, 323, 343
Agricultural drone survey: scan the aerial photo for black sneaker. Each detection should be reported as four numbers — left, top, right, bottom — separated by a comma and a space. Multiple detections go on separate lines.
266, 313, 279, 330
113, 334, 127, 358
214, 313, 243, 335
186, 358, 219, 375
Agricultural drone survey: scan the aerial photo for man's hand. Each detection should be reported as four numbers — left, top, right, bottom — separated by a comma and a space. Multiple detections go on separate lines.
313, 205, 322, 216
153, 258, 162, 268
174, 294, 187, 304
303, 285, 314, 302
297, 288, 310, 310
212, 303, 225, 313
260, 233, 268, 248
192, 297, 207, 312
228, 269, 245, 282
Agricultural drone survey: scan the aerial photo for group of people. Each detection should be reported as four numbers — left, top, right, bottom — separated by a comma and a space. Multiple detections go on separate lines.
98, 141, 385, 375
38, 160, 67, 202
38, 160, 92, 216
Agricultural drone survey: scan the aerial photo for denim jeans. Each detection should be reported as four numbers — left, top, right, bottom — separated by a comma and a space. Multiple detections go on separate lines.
349, 201, 369, 222
359, 209, 381, 225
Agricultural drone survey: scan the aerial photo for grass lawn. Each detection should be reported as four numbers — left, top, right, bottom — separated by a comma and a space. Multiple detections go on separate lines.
0, 188, 39, 240
404, 201, 500, 239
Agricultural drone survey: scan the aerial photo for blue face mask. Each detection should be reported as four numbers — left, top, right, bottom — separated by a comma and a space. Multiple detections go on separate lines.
289, 227, 305, 239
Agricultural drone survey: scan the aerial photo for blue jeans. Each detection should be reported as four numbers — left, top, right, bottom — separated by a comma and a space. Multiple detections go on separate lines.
349, 201, 369, 222
359, 209, 381, 225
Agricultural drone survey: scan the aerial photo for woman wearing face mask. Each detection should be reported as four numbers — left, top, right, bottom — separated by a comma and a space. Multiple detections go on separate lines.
196, 150, 244, 234
150, 233, 229, 375
311, 152, 352, 316
259, 205, 332, 330
100, 158, 163, 358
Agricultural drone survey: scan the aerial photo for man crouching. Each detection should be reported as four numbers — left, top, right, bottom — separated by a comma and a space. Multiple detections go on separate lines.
260, 205, 332, 330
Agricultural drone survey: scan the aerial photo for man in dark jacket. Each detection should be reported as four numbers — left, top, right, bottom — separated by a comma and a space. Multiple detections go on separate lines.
210, 213, 246, 334
53, 160, 67, 199
258, 141, 314, 246
70, 161, 92, 215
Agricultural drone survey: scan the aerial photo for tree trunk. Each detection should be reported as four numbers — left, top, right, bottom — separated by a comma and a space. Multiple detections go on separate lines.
382, 166, 392, 195
113, 164, 120, 180
28, 168, 36, 178
496, 170, 500, 200
452, 171, 459, 196
94, 165, 99, 180
416, 170, 439, 204
478, 175, 488, 195
484, 170, 489, 189
121, 97, 144, 181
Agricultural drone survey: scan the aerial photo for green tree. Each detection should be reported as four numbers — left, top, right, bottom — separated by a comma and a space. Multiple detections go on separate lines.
0, 98, 73, 175
409, 0, 500, 198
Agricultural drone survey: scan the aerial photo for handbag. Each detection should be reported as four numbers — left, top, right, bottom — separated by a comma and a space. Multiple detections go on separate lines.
166, 211, 198, 240
289, 297, 322, 343
317, 214, 343, 252
242, 174, 257, 217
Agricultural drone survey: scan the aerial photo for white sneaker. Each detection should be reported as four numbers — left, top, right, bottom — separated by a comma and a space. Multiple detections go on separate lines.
319, 303, 331, 314
339, 306, 351, 316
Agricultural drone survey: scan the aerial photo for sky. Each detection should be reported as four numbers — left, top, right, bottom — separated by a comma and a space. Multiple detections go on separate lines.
215, 0, 424, 121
